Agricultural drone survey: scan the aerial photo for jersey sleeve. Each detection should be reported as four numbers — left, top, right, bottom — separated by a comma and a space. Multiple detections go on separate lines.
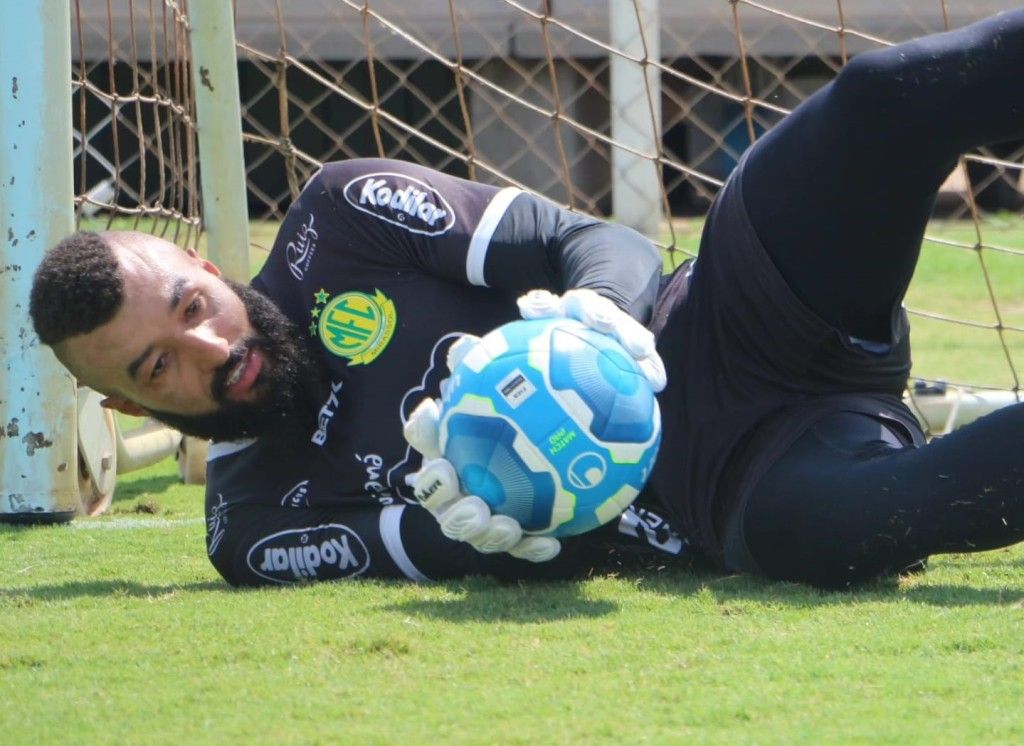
203, 438, 453, 584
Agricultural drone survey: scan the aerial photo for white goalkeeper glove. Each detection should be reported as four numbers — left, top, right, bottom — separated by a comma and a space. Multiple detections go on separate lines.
517, 288, 667, 392
403, 392, 561, 563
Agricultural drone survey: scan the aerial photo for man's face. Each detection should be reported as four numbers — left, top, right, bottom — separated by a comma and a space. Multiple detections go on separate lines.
60, 235, 323, 442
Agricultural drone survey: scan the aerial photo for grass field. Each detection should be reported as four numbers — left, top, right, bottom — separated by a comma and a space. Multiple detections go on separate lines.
3, 216, 1024, 743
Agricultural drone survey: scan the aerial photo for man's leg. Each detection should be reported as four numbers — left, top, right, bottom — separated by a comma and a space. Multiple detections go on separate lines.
728, 11, 1024, 587
736, 407, 1024, 589
742, 9, 1024, 341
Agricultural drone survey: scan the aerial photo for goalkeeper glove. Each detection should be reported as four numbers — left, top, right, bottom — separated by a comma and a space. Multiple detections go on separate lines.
517, 288, 667, 392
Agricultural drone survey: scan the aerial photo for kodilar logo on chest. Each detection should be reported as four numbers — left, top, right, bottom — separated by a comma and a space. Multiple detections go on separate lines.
309, 287, 397, 365
342, 172, 456, 236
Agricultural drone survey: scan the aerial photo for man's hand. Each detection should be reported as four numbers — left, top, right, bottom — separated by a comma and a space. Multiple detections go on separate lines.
403, 396, 561, 563
517, 288, 667, 392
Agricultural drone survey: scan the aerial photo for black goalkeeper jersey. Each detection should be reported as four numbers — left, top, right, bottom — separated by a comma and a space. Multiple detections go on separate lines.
204, 156, 924, 585
204, 159, 684, 585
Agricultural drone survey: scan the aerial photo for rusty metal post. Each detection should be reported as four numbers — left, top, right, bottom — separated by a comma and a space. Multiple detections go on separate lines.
0, 0, 80, 521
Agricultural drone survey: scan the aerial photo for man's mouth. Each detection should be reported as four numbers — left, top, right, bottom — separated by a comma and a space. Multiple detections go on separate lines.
224, 347, 264, 400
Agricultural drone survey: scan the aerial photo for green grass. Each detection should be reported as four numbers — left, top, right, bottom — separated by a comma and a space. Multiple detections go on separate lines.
4, 214, 1022, 743
2, 462, 1023, 743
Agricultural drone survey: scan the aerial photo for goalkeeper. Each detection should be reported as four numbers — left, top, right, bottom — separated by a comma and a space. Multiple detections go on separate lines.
28, 9, 1024, 588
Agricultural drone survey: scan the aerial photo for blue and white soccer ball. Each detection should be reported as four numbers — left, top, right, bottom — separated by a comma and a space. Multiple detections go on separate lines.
438, 317, 661, 538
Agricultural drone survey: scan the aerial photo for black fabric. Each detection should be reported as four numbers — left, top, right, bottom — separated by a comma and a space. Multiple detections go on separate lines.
645, 159, 922, 562
485, 193, 663, 323
743, 10, 1024, 342
729, 408, 1024, 589
646, 8, 1024, 567
733, 9, 1024, 588
206, 468, 683, 587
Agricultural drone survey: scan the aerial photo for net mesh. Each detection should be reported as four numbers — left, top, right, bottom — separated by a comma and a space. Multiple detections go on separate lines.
70, 1, 1024, 434
71, 0, 201, 249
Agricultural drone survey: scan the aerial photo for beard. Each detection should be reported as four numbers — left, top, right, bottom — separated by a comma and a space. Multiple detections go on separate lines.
147, 280, 328, 444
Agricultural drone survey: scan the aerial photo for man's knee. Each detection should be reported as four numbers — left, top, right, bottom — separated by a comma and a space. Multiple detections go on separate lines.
827, 48, 915, 116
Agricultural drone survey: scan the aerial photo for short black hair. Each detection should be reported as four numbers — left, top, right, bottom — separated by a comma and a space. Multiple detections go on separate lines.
30, 231, 125, 346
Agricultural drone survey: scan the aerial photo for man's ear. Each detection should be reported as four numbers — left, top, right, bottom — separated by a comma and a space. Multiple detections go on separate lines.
185, 248, 222, 278
100, 396, 148, 417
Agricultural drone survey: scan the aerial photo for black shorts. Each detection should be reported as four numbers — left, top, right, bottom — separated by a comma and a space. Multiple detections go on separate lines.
648, 155, 925, 563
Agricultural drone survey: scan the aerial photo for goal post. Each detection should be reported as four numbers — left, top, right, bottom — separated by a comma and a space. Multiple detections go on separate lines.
189, 0, 251, 283
0, 0, 252, 521
610, 0, 663, 236
0, 0, 80, 521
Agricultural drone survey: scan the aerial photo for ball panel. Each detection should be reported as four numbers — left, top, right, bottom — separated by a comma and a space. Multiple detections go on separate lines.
460, 329, 508, 373
594, 484, 641, 526
443, 410, 559, 532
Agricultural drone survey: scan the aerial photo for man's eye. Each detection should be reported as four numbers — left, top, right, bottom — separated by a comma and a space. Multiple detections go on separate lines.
151, 355, 167, 380
185, 297, 201, 318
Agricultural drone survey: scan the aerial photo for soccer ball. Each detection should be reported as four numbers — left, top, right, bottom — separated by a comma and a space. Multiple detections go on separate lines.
438, 317, 661, 538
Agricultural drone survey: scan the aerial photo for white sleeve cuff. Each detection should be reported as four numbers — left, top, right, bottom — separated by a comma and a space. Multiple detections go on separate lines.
465, 186, 523, 286
379, 504, 431, 582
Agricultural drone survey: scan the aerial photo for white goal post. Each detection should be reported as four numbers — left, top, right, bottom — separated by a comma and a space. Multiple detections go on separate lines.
0, 2, 79, 521
0, 0, 249, 521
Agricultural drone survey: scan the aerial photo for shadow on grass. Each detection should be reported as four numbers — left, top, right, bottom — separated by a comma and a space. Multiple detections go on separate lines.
899, 583, 1024, 607
384, 579, 618, 623
378, 553, 1024, 622
112, 473, 181, 502
624, 564, 1024, 608
0, 579, 226, 602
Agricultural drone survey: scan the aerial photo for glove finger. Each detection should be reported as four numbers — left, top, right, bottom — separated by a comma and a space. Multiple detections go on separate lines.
403, 397, 442, 460
446, 334, 481, 374
562, 289, 618, 335
637, 355, 667, 393
408, 458, 462, 513
608, 315, 657, 360
508, 535, 561, 563
517, 289, 564, 319
562, 290, 664, 391
467, 514, 523, 554
438, 495, 491, 542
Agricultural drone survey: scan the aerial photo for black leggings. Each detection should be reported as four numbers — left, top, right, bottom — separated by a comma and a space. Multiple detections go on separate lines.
729, 9, 1024, 588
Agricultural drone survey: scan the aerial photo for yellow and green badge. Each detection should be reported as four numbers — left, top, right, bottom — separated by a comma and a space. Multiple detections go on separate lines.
309, 288, 397, 365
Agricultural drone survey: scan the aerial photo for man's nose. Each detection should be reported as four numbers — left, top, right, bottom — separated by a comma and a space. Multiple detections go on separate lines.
182, 323, 231, 369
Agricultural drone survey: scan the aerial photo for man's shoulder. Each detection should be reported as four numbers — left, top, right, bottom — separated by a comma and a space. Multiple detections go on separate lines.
206, 438, 264, 484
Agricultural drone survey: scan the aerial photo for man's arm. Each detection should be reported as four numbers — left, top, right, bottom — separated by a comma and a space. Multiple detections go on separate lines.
205, 440, 686, 586
204, 439, 625, 586
208, 494, 688, 587
482, 193, 664, 324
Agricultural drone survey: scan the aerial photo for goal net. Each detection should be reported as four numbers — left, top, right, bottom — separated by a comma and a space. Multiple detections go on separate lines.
228, 0, 1024, 436
72, 0, 201, 244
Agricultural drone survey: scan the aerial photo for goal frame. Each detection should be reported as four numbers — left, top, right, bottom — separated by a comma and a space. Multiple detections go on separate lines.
0, 0, 249, 521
